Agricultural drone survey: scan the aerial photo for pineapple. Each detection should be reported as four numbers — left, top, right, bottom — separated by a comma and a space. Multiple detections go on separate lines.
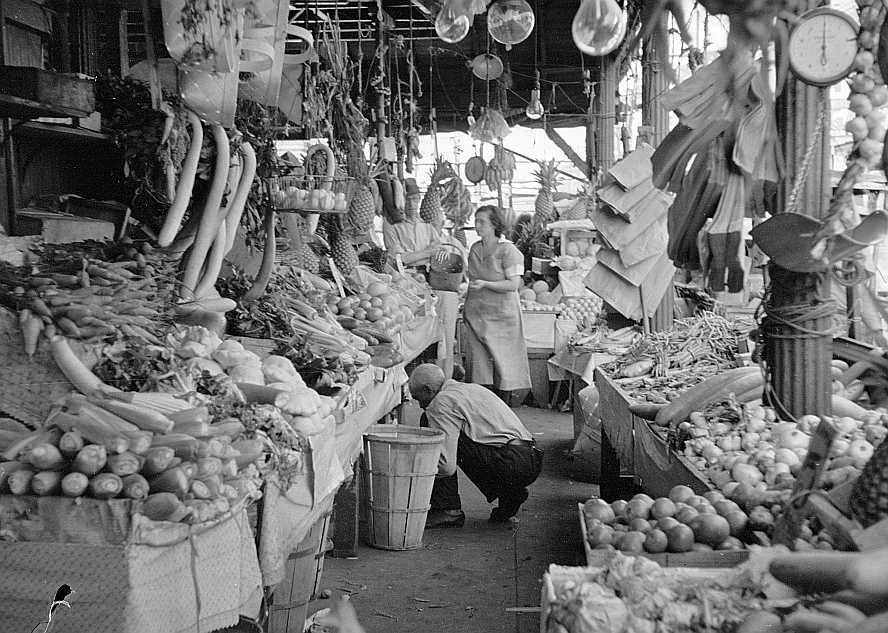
280, 214, 320, 273
533, 160, 560, 226
850, 440, 888, 527
453, 227, 467, 247
330, 230, 358, 276
348, 181, 376, 234
420, 160, 454, 224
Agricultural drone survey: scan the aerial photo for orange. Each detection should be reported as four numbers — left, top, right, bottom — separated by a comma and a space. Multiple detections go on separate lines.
620, 531, 646, 553
628, 518, 652, 533
610, 499, 629, 518
583, 499, 616, 525
668, 485, 696, 504
675, 506, 699, 525
716, 536, 744, 550
655, 516, 679, 531
725, 509, 749, 537
650, 497, 676, 520
690, 513, 730, 547
626, 499, 651, 521
665, 524, 695, 553
644, 529, 668, 554
586, 524, 615, 547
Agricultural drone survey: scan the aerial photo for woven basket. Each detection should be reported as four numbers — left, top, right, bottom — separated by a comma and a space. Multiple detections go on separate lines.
428, 243, 464, 292
0, 307, 101, 426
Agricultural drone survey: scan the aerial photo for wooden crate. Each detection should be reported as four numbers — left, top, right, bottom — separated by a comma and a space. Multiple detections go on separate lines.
0, 66, 95, 118
578, 503, 749, 569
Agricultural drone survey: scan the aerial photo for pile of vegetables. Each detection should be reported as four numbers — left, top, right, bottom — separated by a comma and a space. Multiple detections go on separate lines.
0, 240, 178, 351
0, 391, 262, 524
601, 313, 745, 379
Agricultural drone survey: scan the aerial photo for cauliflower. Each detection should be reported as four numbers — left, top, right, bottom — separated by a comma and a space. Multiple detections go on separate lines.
185, 357, 224, 376
227, 359, 265, 385
262, 355, 302, 385
214, 340, 263, 370
174, 326, 222, 358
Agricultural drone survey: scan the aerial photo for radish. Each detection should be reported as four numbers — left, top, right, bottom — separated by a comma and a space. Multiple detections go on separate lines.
158, 109, 203, 247
181, 123, 230, 300
224, 139, 257, 253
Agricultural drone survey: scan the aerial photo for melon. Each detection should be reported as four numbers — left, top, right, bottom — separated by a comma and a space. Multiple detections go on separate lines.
532, 280, 550, 294
536, 291, 554, 305
519, 288, 536, 301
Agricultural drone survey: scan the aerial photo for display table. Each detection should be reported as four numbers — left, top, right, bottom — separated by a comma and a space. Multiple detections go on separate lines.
258, 315, 441, 586
594, 367, 711, 500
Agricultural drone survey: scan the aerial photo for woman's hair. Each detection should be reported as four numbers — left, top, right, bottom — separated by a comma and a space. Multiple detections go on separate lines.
475, 205, 505, 237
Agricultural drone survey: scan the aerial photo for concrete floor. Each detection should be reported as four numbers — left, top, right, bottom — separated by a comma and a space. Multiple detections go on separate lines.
312, 406, 595, 633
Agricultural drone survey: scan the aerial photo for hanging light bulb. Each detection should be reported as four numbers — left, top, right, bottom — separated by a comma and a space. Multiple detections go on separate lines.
436, 0, 472, 44
525, 71, 544, 120
572, 0, 627, 57
467, 102, 476, 127
487, 0, 535, 51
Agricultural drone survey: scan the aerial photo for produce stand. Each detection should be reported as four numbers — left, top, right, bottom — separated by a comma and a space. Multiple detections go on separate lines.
0, 502, 262, 633
595, 367, 712, 500
256, 315, 440, 586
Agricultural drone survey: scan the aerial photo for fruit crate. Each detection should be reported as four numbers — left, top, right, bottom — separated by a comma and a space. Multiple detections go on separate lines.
557, 228, 598, 258
264, 174, 358, 214
578, 503, 749, 568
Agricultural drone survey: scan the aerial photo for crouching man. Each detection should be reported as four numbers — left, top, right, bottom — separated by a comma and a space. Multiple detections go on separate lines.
408, 363, 543, 528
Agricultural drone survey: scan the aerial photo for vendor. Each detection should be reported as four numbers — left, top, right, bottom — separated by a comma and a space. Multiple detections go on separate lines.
383, 178, 465, 380
409, 363, 543, 528
463, 204, 531, 405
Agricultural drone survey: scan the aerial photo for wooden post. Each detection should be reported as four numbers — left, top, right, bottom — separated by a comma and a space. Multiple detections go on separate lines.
641, 15, 670, 148
641, 23, 674, 331
594, 55, 617, 173
768, 0, 833, 417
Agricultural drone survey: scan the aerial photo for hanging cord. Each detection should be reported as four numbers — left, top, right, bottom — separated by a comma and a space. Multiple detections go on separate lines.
356, 0, 365, 108
429, 50, 439, 159
785, 87, 828, 216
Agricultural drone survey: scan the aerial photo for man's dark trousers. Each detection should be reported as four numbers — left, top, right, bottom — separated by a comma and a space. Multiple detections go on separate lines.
430, 431, 543, 515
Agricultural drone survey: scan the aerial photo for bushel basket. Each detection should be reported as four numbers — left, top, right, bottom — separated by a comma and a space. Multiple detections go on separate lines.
428, 243, 464, 292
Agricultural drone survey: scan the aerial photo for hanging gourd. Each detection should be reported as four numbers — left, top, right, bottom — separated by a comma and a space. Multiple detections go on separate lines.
436, 0, 472, 44
572, 0, 627, 57
486, 0, 535, 50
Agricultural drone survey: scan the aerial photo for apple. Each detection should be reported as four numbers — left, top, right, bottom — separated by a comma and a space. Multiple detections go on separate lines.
830, 437, 851, 457
741, 433, 761, 452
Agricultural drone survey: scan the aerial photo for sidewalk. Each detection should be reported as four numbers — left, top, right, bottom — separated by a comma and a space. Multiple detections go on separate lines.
312, 407, 594, 633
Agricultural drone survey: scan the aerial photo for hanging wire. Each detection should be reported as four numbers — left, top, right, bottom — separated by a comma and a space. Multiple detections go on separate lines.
356, 0, 364, 108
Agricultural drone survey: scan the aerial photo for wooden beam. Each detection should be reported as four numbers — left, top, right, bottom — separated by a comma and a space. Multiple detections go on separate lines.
544, 120, 589, 176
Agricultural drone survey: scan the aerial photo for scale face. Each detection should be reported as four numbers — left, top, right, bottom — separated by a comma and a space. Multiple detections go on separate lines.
788, 7, 859, 87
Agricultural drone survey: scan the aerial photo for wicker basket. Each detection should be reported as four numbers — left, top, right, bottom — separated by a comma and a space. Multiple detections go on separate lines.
0, 307, 101, 426
265, 174, 358, 214
428, 243, 464, 292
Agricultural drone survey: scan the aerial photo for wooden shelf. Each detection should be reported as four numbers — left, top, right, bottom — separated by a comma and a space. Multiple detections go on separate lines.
0, 93, 93, 120
11, 121, 112, 145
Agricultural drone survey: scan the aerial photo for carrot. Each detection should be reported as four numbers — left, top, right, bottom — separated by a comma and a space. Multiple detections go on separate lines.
59, 429, 85, 458
0, 461, 30, 492
106, 451, 143, 477
181, 123, 230, 299
61, 471, 89, 497
224, 139, 257, 253
141, 492, 187, 522
158, 109, 203, 247
50, 335, 115, 396
141, 446, 176, 476
149, 466, 190, 497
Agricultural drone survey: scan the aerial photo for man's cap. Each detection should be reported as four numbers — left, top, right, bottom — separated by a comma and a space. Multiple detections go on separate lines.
404, 178, 421, 197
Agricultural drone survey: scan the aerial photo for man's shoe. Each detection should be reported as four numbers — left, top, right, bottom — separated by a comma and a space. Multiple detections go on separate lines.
489, 489, 529, 523
425, 509, 465, 529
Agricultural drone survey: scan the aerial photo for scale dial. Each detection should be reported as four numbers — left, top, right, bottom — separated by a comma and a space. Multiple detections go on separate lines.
788, 7, 859, 87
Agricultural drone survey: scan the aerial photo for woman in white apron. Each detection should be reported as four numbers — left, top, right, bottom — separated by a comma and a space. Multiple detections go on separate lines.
463, 205, 531, 405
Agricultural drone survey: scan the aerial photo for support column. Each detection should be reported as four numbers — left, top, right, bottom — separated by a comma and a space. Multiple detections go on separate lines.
767, 0, 833, 417
594, 55, 617, 173
641, 20, 674, 331
641, 16, 670, 148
